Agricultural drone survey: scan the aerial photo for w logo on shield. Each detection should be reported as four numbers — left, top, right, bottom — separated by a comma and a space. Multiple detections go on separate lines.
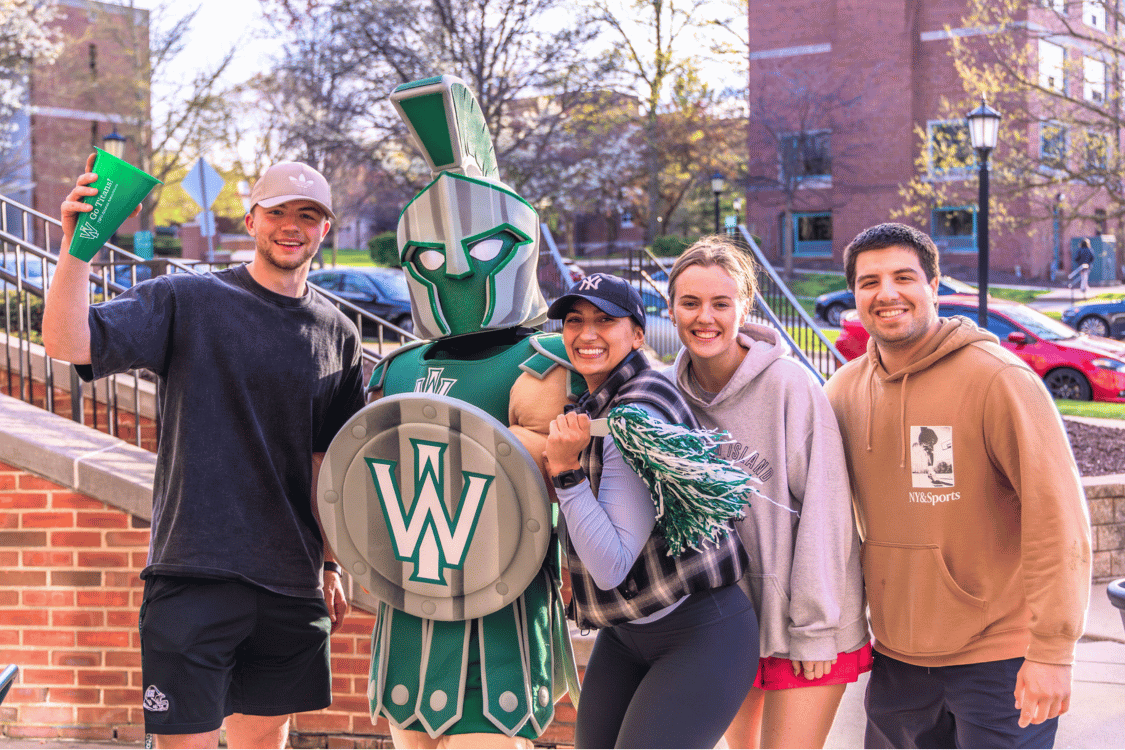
78, 223, 100, 240
366, 438, 494, 585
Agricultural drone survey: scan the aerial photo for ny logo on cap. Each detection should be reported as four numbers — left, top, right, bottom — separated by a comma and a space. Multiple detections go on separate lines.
289, 172, 315, 191
579, 275, 605, 291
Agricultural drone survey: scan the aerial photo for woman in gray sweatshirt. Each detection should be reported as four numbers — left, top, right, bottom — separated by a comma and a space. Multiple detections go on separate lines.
666, 238, 870, 749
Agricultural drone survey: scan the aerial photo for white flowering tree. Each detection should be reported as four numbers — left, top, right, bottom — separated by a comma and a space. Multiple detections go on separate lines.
0, 0, 63, 190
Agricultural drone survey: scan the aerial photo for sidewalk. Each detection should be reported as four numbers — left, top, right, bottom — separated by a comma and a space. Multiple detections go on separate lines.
1026, 281, 1125, 316
825, 579, 1125, 748
0, 595, 1121, 750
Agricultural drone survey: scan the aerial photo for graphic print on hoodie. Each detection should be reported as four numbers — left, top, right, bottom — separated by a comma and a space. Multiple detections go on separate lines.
910, 425, 954, 488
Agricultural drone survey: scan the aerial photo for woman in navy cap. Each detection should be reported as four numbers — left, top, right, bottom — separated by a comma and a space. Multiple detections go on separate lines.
544, 273, 758, 749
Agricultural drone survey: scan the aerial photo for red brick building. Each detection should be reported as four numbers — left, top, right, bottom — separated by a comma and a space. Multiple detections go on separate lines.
742, 0, 1116, 281
27, 0, 149, 249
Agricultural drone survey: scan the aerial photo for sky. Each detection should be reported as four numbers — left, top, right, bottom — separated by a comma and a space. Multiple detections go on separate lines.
118, 0, 274, 89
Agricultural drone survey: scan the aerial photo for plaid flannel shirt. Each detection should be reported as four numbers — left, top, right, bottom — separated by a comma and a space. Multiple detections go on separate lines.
564, 351, 748, 629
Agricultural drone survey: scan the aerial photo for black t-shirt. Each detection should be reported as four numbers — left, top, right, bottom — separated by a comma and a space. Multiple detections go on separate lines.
80, 265, 365, 598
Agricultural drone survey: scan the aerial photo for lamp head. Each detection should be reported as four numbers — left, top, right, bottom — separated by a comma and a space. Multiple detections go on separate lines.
710, 171, 725, 195
103, 128, 126, 160
966, 97, 1002, 152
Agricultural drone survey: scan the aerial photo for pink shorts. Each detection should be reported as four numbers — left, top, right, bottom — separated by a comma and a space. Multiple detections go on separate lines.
753, 642, 873, 691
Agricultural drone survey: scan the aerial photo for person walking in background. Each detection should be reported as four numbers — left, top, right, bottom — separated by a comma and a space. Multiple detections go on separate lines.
666, 237, 870, 749
824, 222, 1091, 749
544, 274, 758, 749
44, 157, 365, 749
1074, 239, 1094, 297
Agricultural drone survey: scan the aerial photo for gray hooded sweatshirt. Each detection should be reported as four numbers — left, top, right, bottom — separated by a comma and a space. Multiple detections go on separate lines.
669, 323, 869, 662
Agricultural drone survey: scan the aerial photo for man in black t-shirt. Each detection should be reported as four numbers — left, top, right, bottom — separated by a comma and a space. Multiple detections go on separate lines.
44, 157, 365, 749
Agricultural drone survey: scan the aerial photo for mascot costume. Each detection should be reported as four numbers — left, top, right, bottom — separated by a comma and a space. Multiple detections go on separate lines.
317, 75, 580, 746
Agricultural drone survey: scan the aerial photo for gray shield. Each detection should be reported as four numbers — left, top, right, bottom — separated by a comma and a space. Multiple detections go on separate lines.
318, 393, 552, 621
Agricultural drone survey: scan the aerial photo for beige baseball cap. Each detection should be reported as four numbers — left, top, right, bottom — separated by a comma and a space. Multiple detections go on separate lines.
248, 162, 336, 222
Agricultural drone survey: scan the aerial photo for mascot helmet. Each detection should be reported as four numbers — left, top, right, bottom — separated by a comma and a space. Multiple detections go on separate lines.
392, 75, 548, 338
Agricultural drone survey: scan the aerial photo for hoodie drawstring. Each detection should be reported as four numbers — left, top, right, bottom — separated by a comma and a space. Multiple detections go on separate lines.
865, 369, 910, 468
899, 372, 909, 468
865, 373, 875, 452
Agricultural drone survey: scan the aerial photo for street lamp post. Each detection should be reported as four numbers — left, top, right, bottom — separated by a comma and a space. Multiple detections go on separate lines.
1051, 193, 1063, 283
966, 98, 1002, 328
103, 128, 127, 160
711, 172, 725, 234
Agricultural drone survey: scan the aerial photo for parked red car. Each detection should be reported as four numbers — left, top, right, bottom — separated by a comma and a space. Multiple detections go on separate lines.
834, 295, 1125, 402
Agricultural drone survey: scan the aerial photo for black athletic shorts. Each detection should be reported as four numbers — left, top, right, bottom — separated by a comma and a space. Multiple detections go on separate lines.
138, 575, 332, 735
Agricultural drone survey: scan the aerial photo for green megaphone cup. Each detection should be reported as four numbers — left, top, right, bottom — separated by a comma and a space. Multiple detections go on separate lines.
69, 148, 162, 262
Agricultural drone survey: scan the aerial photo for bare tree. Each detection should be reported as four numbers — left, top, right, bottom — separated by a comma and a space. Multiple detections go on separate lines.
265, 0, 608, 199
35, 2, 241, 230
585, 0, 728, 243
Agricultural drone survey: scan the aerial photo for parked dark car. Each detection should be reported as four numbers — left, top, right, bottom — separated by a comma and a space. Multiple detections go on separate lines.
110, 263, 155, 288
307, 266, 413, 338
1062, 299, 1125, 339
834, 295, 1125, 402
816, 276, 977, 326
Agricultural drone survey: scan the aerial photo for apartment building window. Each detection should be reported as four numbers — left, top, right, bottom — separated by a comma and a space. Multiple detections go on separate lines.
927, 121, 973, 175
1095, 208, 1108, 234
1041, 0, 1066, 11
89, 43, 97, 78
1085, 58, 1106, 102
780, 131, 831, 183
90, 121, 98, 149
1084, 130, 1110, 169
793, 212, 832, 257
1083, 0, 1106, 30
932, 207, 976, 251
1040, 122, 1068, 169
1039, 40, 1065, 92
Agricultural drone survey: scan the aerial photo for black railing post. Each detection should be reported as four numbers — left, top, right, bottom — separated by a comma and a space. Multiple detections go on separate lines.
70, 366, 83, 425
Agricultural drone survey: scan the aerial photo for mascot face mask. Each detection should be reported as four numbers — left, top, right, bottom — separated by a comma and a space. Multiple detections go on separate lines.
398, 172, 542, 337
392, 75, 548, 339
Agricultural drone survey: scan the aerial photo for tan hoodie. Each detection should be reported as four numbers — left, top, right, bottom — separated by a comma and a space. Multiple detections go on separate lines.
824, 317, 1091, 667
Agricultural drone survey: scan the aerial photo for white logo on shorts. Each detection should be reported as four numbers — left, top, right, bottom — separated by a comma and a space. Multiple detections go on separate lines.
143, 685, 169, 712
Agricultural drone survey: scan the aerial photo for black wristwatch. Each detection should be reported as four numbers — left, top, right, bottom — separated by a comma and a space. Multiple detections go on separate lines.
323, 560, 342, 575
551, 468, 586, 490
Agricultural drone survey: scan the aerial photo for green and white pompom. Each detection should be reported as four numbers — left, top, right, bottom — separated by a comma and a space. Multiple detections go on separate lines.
605, 403, 764, 556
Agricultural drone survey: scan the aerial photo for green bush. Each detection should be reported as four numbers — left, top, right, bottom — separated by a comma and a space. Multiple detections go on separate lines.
3, 291, 44, 339
153, 235, 182, 257
368, 232, 400, 267
650, 235, 696, 257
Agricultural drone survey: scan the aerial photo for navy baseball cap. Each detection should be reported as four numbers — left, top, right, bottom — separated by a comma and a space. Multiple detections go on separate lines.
547, 273, 647, 331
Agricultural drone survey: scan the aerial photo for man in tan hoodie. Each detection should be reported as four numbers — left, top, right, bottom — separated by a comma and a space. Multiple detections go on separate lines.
824, 223, 1091, 748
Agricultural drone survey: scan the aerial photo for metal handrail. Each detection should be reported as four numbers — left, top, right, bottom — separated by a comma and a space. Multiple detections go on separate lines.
736, 227, 846, 383
0, 191, 417, 451
1068, 263, 1090, 304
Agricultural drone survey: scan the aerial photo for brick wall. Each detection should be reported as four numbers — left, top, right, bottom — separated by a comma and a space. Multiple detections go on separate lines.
2, 387, 1113, 747
1087, 478, 1125, 579
0, 462, 149, 744
0, 377, 158, 453
0, 460, 578, 747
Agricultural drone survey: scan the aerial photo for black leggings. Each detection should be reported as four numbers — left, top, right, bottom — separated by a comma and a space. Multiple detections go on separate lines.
574, 584, 759, 749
